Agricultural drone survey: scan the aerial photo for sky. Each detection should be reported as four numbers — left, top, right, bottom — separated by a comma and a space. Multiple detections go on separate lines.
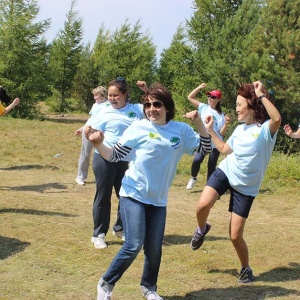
36, 0, 195, 58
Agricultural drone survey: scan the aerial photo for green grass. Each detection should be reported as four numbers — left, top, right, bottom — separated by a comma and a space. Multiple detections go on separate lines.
0, 116, 299, 299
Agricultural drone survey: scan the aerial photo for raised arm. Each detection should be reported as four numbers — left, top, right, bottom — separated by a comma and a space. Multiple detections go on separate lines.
187, 83, 206, 108
253, 81, 281, 135
136, 81, 148, 93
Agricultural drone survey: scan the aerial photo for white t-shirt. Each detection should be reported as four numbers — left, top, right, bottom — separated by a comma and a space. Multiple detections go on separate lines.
198, 103, 225, 147
218, 120, 277, 196
85, 101, 111, 126
118, 119, 202, 206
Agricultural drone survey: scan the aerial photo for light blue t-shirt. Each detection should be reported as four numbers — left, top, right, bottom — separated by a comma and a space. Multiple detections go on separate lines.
85, 101, 111, 126
218, 120, 277, 196
198, 103, 225, 147
118, 119, 201, 207
91, 103, 144, 150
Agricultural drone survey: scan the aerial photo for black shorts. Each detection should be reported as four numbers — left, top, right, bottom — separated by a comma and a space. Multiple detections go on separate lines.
206, 168, 255, 218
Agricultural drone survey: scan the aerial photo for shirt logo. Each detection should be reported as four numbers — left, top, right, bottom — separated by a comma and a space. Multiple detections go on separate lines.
252, 133, 260, 139
128, 111, 137, 119
149, 132, 161, 140
170, 136, 180, 149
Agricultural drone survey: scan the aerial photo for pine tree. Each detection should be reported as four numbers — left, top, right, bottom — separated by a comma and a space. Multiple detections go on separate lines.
48, 0, 83, 112
0, 0, 50, 118
92, 20, 157, 102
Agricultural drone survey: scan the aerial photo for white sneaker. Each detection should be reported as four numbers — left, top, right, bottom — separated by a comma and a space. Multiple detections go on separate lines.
75, 177, 85, 186
112, 230, 125, 241
97, 282, 112, 300
91, 234, 107, 249
186, 178, 197, 190
141, 286, 163, 300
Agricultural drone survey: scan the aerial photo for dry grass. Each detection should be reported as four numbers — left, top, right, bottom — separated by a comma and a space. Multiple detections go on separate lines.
0, 116, 299, 300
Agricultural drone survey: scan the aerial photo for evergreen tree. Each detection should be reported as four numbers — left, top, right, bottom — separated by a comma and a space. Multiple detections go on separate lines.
92, 25, 113, 87
48, 0, 83, 112
92, 20, 157, 102
72, 42, 97, 111
0, 0, 50, 118
253, 0, 300, 152
158, 25, 195, 120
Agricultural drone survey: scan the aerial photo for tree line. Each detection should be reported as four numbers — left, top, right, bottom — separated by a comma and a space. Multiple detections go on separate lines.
0, 0, 299, 152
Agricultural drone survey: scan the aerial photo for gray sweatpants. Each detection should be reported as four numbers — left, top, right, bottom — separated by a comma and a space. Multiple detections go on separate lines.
77, 128, 93, 181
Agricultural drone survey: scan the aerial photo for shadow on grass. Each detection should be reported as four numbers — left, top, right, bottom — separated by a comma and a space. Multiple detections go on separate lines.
0, 208, 78, 217
0, 164, 59, 171
1, 182, 67, 193
163, 234, 229, 246
163, 285, 299, 299
0, 236, 30, 260
208, 262, 300, 282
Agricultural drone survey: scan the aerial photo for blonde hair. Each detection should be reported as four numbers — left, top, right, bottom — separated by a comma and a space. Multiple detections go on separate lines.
92, 86, 107, 98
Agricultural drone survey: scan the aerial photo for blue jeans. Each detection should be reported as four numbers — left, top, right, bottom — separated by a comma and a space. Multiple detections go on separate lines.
102, 196, 167, 288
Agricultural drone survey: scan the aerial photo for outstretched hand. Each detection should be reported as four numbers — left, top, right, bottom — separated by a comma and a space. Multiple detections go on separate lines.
12, 98, 20, 107
283, 124, 292, 137
85, 126, 104, 146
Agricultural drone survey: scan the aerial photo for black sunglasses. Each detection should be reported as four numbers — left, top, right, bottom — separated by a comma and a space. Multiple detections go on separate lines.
208, 95, 218, 99
143, 101, 164, 110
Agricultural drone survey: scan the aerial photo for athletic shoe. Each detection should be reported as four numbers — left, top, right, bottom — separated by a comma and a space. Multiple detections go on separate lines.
238, 267, 255, 283
112, 230, 125, 241
190, 223, 211, 250
141, 286, 163, 300
186, 178, 197, 190
97, 281, 112, 300
91, 233, 107, 249
75, 177, 85, 186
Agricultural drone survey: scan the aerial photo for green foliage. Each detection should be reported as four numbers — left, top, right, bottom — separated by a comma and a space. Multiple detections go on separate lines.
48, 0, 83, 112
92, 20, 157, 102
72, 43, 96, 112
0, 0, 50, 118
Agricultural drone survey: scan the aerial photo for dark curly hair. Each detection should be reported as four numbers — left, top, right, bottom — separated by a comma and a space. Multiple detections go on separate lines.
142, 83, 175, 122
107, 77, 129, 102
238, 83, 269, 124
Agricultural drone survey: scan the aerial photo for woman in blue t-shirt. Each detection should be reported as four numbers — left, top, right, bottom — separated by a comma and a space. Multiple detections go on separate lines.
74, 86, 109, 186
186, 83, 230, 190
190, 81, 281, 284
85, 83, 212, 300
89, 77, 147, 250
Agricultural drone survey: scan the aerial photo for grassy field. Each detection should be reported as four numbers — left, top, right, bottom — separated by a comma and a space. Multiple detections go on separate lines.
0, 116, 299, 300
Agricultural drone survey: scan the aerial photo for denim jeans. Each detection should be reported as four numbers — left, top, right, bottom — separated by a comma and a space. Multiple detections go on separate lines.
102, 196, 167, 288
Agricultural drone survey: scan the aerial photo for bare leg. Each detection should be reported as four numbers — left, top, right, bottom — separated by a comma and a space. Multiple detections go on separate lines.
229, 213, 249, 268
196, 186, 219, 228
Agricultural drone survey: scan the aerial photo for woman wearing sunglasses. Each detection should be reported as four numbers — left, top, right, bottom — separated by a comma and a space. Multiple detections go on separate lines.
186, 83, 230, 190
85, 83, 212, 300
89, 77, 147, 249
